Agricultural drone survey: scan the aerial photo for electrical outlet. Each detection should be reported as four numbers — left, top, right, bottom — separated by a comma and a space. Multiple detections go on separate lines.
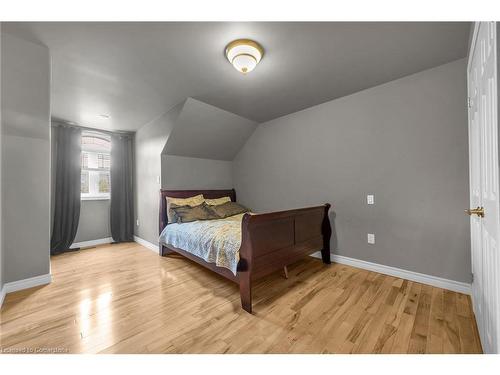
367, 195, 374, 205
367, 233, 375, 244
136, 219, 140, 227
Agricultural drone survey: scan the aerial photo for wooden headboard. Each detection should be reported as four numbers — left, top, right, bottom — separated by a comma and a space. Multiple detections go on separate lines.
159, 189, 236, 234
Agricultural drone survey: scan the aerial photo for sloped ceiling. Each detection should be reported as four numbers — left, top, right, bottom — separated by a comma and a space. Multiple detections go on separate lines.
2, 22, 470, 131
163, 98, 257, 161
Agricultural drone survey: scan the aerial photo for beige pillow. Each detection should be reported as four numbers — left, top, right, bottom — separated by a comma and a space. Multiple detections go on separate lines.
204, 196, 231, 206
166, 194, 204, 223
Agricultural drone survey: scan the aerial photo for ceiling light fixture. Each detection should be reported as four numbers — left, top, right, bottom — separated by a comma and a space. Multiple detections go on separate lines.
225, 39, 264, 74
99, 114, 111, 119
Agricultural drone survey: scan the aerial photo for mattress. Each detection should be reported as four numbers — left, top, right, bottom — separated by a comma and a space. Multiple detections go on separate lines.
159, 213, 245, 275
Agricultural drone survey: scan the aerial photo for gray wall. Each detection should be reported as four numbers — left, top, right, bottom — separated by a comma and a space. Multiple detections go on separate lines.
0, 24, 3, 292
161, 155, 233, 190
134, 102, 185, 244
50, 125, 111, 244
164, 98, 256, 161
1, 32, 51, 283
135, 98, 254, 244
234, 58, 471, 283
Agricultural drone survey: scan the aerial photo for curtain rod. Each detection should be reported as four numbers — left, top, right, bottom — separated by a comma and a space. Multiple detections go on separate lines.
51, 119, 134, 136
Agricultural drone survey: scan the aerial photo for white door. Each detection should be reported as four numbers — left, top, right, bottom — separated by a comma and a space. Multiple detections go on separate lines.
467, 21, 500, 354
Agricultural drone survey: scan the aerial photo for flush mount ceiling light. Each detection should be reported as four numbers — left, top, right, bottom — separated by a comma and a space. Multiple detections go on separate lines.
98, 114, 111, 119
225, 39, 264, 74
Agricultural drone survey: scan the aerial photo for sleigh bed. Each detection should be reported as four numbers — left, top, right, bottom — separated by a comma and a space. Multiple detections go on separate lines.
158, 189, 331, 313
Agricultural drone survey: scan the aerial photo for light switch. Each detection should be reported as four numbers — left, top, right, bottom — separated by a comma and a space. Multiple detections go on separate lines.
367, 194, 374, 205
156, 175, 161, 184
367, 233, 375, 244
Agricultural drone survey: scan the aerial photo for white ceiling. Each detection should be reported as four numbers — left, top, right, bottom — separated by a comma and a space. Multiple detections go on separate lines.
2, 22, 470, 132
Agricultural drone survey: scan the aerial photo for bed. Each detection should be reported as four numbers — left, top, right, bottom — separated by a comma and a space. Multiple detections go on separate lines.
158, 189, 332, 313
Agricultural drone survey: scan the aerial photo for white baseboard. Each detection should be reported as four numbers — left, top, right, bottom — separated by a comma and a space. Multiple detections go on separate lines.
70, 237, 113, 249
2, 273, 52, 297
0, 285, 6, 309
134, 236, 159, 253
311, 252, 471, 295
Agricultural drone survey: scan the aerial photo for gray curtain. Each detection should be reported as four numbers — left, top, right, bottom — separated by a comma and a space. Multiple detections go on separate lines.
51, 126, 82, 255
110, 133, 134, 242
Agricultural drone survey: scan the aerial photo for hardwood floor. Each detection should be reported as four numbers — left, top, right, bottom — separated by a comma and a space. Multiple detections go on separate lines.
0, 242, 482, 354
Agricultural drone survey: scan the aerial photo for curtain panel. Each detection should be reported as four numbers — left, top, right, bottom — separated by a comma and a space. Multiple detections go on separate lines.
110, 133, 134, 242
50, 126, 82, 255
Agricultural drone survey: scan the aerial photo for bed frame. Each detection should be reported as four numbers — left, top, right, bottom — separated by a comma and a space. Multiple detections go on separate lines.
159, 189, 331, 313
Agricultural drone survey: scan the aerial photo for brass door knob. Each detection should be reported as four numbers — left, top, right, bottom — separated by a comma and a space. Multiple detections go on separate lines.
465, 207, 485, 217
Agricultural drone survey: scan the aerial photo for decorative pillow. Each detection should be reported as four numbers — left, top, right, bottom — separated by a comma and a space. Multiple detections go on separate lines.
207, 202, 249, 219
166, 194, 204, 223
171, 202, 219, 223
204, 196, 232, 206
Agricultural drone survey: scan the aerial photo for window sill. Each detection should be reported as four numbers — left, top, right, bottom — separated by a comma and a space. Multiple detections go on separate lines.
81, 196, 110, 201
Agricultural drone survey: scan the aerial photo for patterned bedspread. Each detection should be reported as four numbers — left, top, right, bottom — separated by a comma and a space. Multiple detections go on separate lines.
159, 214, 245, 275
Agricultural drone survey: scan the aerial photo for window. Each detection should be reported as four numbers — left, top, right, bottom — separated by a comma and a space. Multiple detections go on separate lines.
81, 132, 111, 200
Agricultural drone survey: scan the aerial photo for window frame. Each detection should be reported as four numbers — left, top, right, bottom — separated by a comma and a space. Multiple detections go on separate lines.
81, 131, 111, 201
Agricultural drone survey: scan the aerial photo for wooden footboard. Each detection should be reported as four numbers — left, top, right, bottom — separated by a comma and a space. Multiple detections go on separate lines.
159, 189, 331, 314
237, 204, 331, 312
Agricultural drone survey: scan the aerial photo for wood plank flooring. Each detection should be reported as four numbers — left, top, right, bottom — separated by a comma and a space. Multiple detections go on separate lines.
0, 243, 482, 354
